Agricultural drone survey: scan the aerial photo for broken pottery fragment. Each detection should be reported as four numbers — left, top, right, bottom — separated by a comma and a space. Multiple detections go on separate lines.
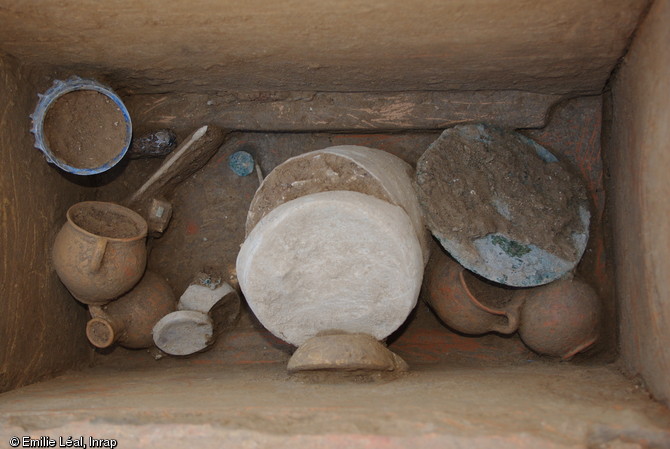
177, 275, 241, 336
152, 310, 214, 356
146, 197, 173, 237
151, 273, 241, 356
415, 124, 590, 287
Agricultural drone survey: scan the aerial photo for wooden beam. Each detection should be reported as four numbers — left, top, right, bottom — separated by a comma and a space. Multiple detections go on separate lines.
124, 90, 560, 133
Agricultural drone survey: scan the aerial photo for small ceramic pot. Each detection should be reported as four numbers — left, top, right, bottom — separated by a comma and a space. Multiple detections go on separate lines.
516, 278, 600, 359
53, 201, 148, 305
86, 271, 176, 349
425, 251, 523, 335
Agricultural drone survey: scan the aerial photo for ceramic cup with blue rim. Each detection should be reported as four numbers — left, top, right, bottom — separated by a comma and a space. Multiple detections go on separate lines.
31, 77, 132, 175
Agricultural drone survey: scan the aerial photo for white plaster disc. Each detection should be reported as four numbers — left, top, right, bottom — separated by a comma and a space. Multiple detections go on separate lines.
237, 191, 424, 346
245, 145, 430, 264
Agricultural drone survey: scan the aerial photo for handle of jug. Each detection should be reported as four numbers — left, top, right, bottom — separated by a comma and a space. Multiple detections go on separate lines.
88, 238, 108, 273
489, 294, 526, 335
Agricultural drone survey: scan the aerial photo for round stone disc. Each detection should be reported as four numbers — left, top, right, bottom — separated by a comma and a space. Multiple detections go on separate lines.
415, 124, 590, 287
236, 191, 424, 346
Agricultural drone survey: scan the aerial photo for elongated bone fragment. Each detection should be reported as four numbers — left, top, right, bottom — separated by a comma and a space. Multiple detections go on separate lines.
123, 125, 227, 236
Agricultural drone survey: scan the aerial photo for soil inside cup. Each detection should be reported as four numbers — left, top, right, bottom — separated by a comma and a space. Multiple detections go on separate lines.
44, 90, 127, 169
71, 206, 142, 239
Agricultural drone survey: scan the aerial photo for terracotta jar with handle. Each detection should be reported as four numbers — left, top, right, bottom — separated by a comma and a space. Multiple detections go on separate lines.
425, 249, 523, 335
52, 201, 148, 305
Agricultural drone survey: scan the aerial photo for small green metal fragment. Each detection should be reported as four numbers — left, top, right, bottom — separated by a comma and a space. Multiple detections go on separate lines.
491, 235, 531, 257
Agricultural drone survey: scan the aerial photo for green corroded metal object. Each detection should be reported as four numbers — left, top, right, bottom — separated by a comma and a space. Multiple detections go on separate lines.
229, 150, 255, 176
489, 235, 531, 258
